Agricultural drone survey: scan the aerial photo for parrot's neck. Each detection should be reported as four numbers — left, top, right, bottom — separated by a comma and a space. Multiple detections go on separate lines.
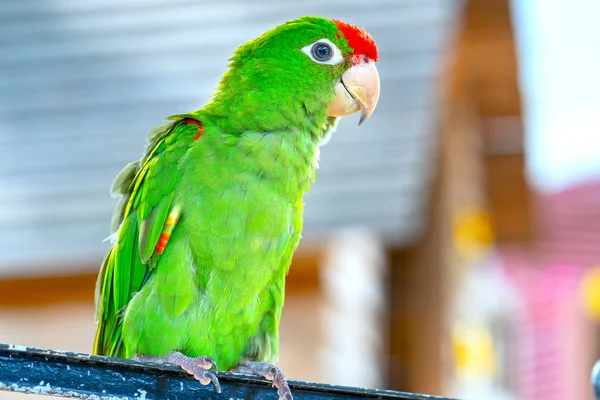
205, 63, 338, 143
234, 129, 322, 198
205, 99, 337, 144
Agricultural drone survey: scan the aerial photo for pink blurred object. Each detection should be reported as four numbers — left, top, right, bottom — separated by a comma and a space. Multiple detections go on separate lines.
500, 180, 600, 400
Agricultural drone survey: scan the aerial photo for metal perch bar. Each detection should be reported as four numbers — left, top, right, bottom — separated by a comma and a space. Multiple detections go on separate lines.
0, 343, 456, 400
592, 359, 600, 400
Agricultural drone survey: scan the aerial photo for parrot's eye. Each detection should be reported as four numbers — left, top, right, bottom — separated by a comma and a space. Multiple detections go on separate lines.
302, 38, 343, 65
312, 42, 332, 61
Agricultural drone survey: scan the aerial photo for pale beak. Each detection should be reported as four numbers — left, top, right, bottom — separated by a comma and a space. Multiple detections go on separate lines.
327, 61, 380, 125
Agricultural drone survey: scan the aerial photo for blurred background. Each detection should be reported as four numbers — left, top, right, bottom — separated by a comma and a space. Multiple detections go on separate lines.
1, 0, 599, 399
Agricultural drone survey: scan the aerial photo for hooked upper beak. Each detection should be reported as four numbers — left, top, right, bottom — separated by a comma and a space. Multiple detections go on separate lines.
327, 60, 380, 125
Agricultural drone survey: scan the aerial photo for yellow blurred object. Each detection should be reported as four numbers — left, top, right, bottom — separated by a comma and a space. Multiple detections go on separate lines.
580, 266, 600, 321
452, 207, 495, 258
452, 322, 496, 380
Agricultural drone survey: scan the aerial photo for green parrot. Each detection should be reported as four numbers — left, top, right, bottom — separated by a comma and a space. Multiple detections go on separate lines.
93, 16, 379, 400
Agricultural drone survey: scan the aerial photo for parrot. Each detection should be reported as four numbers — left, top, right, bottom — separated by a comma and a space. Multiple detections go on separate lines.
93, 15, 379, 400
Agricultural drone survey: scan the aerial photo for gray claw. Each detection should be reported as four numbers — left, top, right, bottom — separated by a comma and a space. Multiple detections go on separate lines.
199, 355, 219, 374
204, 370, 221, 394
166, 351, 221, 393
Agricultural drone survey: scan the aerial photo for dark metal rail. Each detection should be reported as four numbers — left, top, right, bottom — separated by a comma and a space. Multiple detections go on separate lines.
0, 343, 456, 400
592, 359, 600, 400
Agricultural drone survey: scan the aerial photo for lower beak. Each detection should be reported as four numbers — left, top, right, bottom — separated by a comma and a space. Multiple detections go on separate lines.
327, 61, 380, 125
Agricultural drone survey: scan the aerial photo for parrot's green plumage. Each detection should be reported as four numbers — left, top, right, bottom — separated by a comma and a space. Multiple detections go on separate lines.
93, 15, 379, 394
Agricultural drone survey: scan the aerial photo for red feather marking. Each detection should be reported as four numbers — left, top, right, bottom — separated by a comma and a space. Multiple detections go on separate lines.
183, 118, 204, 140
332, 19, 378, 62
155, 232, 171, 255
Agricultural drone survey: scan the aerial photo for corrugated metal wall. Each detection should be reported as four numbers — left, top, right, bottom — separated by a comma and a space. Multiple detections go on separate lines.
0, 0, 460, 274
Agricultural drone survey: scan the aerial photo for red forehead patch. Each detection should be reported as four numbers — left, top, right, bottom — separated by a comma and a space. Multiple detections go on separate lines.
332, 19, 378, 62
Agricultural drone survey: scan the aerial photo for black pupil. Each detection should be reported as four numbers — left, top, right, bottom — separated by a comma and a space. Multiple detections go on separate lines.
313, 43, 331, 61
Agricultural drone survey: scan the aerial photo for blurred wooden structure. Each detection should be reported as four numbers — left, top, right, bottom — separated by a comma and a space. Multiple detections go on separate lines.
388, 0, 530, 396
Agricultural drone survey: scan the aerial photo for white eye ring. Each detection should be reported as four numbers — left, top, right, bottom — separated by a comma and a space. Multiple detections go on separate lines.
301, 38, 344, 65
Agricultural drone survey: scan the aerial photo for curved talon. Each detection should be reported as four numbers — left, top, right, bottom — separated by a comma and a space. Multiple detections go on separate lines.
235, 361, 293, 400
166, 351, 221, 393
268, 366, 278, 383
197, 355, 219, 374
202, 370, 221, 393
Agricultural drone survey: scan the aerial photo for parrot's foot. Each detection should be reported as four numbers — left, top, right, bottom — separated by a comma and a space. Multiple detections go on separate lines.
233, 362, 292, 400
136, 352, 220, 393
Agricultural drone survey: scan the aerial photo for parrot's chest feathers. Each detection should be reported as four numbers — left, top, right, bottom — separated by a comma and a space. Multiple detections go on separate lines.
180, 130, 320, 277
235, 131, 320, 193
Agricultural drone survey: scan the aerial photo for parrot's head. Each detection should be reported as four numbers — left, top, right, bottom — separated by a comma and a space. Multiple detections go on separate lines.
213, 16, 380, 134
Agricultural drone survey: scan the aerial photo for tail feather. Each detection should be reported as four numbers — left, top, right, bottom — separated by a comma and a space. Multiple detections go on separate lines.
93, 246, 125, 357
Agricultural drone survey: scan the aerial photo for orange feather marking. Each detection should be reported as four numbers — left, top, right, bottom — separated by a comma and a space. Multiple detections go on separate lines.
154, 206, 180, 255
